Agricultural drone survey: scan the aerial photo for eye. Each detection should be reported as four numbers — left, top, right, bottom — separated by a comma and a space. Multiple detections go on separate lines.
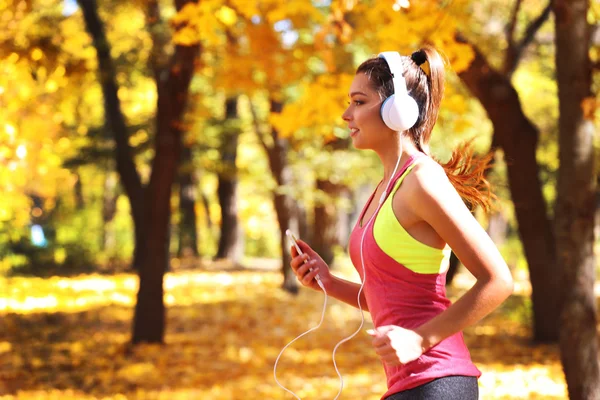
347, 100, 363, 106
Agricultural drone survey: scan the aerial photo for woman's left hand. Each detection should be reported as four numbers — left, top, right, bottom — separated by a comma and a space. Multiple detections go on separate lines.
367, 325, 425, 366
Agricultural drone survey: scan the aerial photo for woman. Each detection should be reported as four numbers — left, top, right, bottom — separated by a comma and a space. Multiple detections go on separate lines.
290, 47, 513, 399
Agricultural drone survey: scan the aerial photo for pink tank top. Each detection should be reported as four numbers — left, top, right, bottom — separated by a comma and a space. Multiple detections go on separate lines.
349, 154, 481, 399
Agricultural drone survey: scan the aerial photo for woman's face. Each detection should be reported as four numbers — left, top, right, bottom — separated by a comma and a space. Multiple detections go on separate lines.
342, 72, 393, 150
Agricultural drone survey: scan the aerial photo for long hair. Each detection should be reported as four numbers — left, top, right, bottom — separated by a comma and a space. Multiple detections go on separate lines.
356, 46, 494, 212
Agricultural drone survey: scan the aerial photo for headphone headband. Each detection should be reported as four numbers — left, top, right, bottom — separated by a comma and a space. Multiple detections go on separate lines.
378, 51, 407, 96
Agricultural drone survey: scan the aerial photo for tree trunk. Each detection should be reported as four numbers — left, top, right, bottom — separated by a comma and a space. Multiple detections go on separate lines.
273, 190, 299, 294
312, 138, 353, 265
338, 185, 353, 249
445, 252, 461, 286
132, 0, 199, 344
487, 210, 509, 247
484, 136, 509, 249
596, 177, 600, 240
456, 34, 559, 342
178, 145, 199, 257
313, 179, 343, 265
260, 99, 299, 294
131, 219, 148, 272
215, 96, 243, 263
101, 171, 119, 252
554, 0, 600, 398
74, 171, 85, 210
201, 185, 212, 231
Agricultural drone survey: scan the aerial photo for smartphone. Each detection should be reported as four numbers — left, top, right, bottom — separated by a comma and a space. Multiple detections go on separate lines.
286, 229, 321, 282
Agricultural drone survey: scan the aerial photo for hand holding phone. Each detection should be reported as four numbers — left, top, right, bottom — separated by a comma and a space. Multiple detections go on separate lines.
286, 229, 322, 284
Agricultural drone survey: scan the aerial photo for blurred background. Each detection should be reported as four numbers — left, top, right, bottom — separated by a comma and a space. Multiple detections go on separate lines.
0, 0, 598, 399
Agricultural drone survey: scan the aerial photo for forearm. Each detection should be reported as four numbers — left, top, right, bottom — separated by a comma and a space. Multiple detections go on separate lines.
326, 275, 369, 311
416, 275, 513, 351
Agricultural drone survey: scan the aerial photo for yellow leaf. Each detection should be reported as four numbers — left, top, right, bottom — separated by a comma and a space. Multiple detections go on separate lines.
215, 5, 237, 27
581, 97, 597, 120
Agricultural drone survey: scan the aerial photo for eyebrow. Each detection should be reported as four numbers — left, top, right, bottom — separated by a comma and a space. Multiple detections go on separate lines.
349, 91, 368, 97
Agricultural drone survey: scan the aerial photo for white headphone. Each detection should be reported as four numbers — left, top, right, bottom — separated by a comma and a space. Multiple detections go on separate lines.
378, 51, 420, 132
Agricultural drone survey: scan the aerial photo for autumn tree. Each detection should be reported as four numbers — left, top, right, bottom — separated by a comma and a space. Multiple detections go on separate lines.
554, 0, 600, 397
455, 0, 559, 342
214, 95, 244, 263
177, 142, 200, 257
78, 0, 200, 343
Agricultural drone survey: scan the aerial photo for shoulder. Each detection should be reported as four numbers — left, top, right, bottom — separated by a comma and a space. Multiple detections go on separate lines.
404, 156, 453, 196
401, 156, 463, 215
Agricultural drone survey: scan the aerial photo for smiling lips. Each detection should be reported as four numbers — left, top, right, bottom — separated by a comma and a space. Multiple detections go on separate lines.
350, 128, 360, 137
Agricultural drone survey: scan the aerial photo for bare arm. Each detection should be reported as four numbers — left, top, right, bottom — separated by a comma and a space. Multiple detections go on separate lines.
290, 240, 369, 311
328, 275, 369, 311
403, 161, 513, 351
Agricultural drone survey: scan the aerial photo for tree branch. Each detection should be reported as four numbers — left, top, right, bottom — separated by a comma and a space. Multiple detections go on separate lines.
248, 100, 271, 153
506, 0, 524, 48
77, 0, 144, 200
503, 0, 553, 77
145, 0, 172, 80
518, 1, 553, 54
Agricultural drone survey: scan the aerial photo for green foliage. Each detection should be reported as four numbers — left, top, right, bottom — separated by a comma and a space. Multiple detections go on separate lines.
6, 239, 96, 277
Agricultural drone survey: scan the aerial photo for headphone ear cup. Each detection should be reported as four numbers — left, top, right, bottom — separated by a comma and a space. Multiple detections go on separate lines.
380, 94, 419, 131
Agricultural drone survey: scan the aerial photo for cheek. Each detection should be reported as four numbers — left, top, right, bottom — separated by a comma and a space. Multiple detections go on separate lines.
355, 103, 374, 119
363, 106, 383, 127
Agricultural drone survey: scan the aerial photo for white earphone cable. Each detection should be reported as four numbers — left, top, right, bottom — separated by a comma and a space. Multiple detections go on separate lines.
274, 279, 327, 399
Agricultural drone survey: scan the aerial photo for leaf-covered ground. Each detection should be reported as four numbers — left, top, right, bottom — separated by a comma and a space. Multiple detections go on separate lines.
0, 258, 567, 399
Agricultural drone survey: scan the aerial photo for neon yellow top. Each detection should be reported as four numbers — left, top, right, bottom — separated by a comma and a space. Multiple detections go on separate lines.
373, 163, 451, 274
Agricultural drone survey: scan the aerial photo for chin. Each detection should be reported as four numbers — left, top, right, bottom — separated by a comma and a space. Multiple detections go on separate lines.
351, 137, 370, 150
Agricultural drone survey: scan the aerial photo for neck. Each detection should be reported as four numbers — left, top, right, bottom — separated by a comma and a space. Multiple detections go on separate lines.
377, 136, 421, 182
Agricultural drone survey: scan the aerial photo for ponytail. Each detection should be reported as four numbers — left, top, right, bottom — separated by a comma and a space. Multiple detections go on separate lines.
439, 141, 495, 212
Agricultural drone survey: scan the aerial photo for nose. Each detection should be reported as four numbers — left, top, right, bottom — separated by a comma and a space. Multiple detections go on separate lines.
342, 106, 352, 122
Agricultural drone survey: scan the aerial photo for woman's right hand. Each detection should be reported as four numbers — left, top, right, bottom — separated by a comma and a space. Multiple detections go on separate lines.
290, 239, 332, 291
